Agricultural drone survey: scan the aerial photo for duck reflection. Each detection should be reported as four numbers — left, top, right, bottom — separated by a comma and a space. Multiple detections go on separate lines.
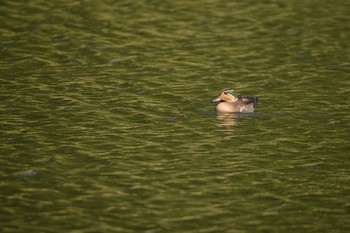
216, 112, 238, 127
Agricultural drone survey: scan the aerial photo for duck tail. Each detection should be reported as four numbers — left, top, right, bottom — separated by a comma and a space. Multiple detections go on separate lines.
254, 96, 259, 107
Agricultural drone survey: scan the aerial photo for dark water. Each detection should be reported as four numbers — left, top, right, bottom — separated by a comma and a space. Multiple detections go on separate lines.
1, 0, 349, 232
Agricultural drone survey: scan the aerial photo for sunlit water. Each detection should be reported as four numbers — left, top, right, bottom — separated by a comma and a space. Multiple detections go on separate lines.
1, 1, 349, 232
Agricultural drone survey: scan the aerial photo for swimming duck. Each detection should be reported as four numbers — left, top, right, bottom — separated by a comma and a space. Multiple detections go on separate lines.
211, 88, 259, 113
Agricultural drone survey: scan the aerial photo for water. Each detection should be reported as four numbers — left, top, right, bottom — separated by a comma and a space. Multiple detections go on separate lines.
1, 0, 349, 232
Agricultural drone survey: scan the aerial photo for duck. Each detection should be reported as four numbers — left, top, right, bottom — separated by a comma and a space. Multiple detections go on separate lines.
211, 88, 259, 113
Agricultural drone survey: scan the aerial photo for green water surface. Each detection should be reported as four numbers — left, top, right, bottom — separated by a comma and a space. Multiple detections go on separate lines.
1, 1, 349, 232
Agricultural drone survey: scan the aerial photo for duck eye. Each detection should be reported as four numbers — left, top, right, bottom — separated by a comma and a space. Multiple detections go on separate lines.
223, 92, 228, 95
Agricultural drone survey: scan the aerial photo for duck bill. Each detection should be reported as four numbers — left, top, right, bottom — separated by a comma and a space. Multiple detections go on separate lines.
211, 96, 222, 103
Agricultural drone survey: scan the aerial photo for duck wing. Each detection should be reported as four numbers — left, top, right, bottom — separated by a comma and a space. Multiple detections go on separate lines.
237, 95, 259, 107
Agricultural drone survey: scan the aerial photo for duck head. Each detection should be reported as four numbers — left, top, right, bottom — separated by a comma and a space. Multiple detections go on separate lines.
211, 88, 238, 103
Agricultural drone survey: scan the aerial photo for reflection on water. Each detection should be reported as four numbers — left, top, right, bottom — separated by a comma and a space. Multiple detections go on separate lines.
215, 111, 273, 128
216, 112, 239, 127
1, 0, 350, 232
